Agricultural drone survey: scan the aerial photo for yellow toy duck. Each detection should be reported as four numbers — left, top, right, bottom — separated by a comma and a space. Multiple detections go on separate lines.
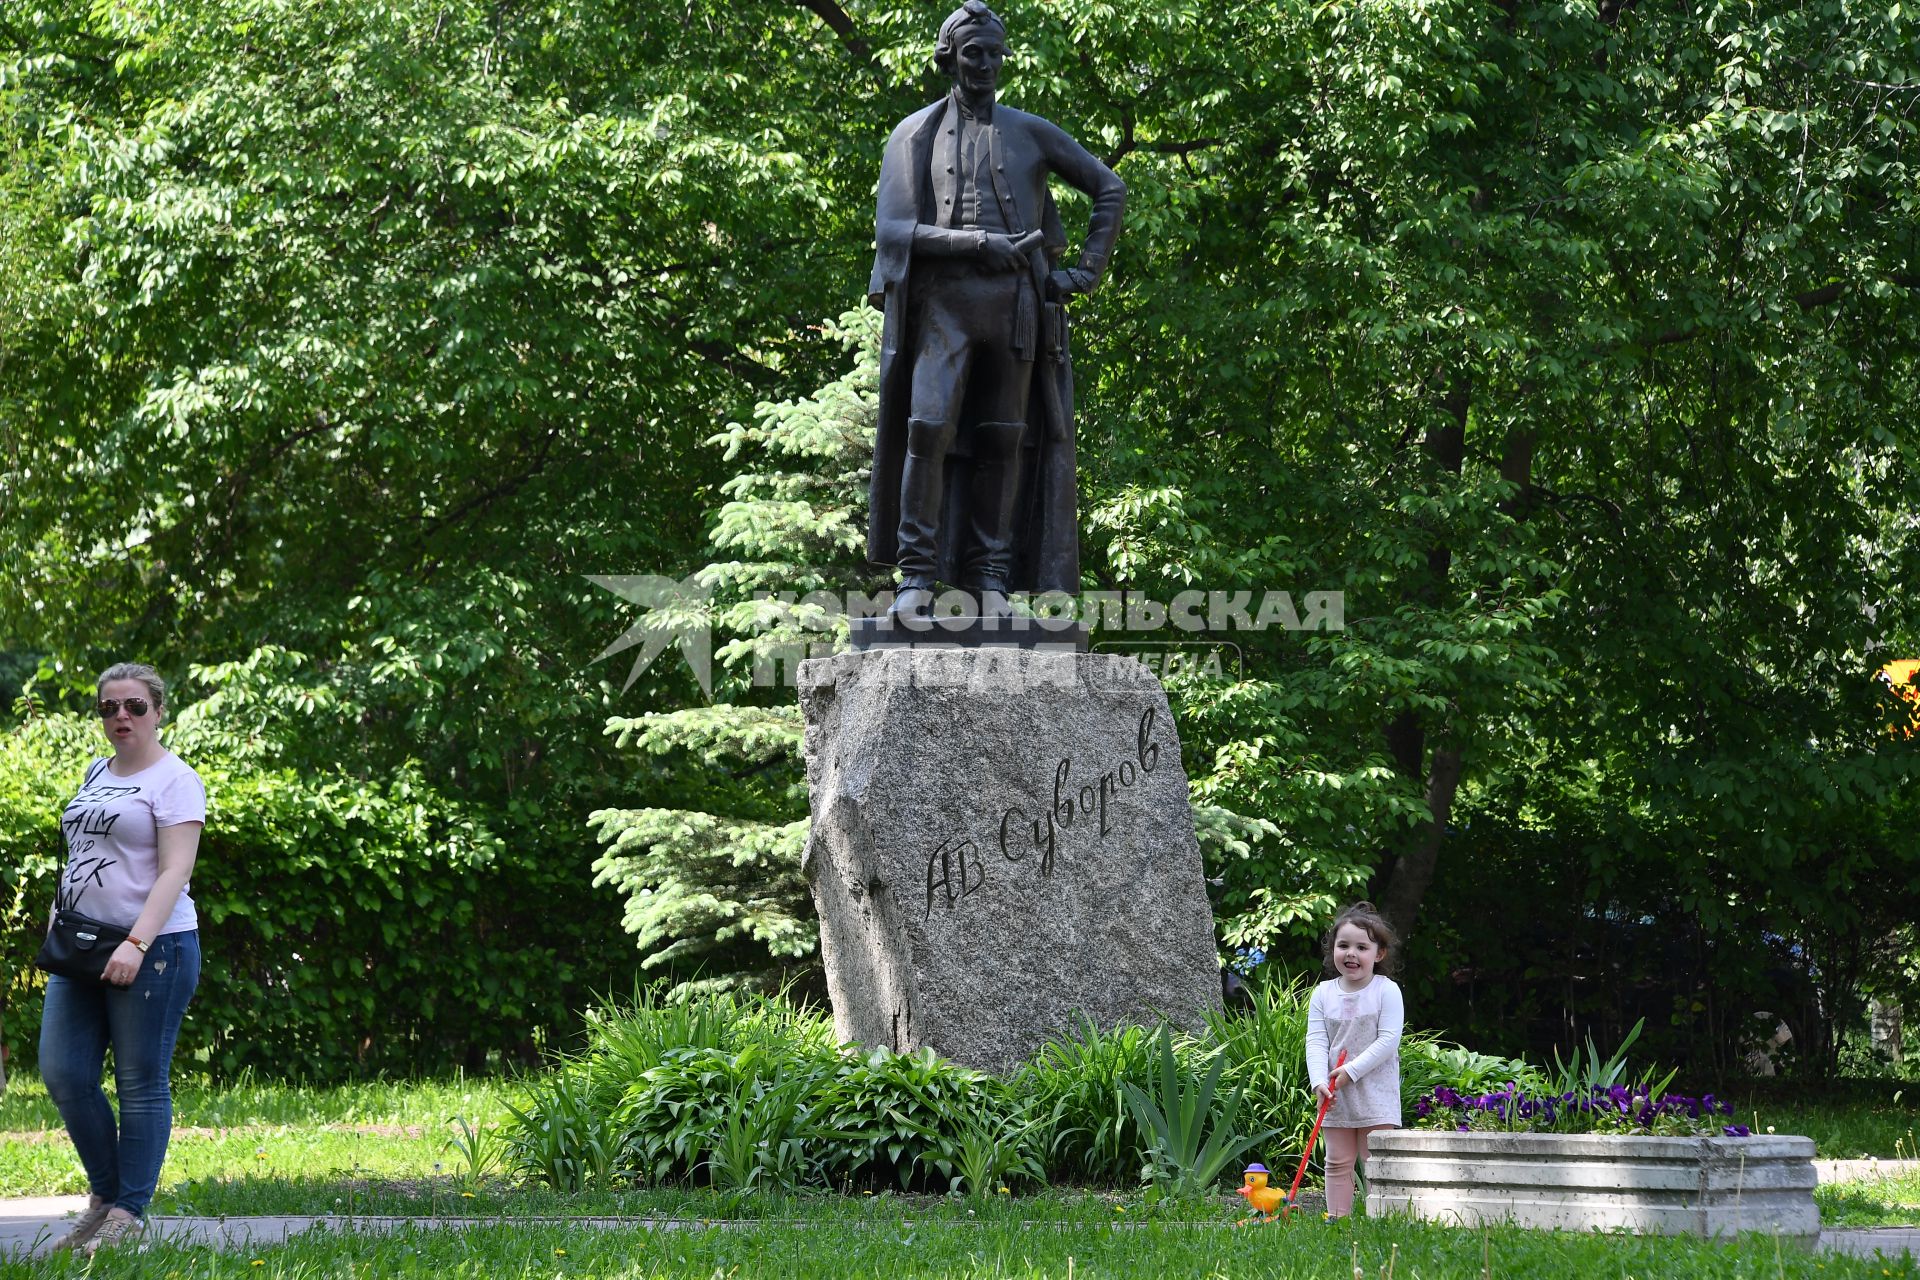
1237, 1162, 1285, 1223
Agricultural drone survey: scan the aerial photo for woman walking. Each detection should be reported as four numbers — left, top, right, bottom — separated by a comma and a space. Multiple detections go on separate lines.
41, 663, 204, 1254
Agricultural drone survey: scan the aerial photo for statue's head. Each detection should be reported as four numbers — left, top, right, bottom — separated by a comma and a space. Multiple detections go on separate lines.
935, 1, 1007, 97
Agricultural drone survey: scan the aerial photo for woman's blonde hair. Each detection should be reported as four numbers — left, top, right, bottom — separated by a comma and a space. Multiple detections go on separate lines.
97, 662, 167, 714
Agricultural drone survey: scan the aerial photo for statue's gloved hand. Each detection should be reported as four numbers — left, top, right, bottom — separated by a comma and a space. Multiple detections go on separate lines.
981, 232, 1029, 273
1046, 265, 1098, 300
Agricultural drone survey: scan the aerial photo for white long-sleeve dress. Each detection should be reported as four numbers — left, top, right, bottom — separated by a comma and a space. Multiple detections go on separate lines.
1305, 974, 1404, 1128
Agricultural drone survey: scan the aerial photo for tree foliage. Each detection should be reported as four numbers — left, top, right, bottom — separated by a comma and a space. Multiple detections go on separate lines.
2, 0, 1916, 1071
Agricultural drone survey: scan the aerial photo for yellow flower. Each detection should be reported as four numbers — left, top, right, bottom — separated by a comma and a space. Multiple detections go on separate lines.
251, 1261, 265, 1267
997, 1186, 1010, 1195
461, 1192, 475, 1198
1114, 1205, 1125, 1213
554, 1249, 567, 1257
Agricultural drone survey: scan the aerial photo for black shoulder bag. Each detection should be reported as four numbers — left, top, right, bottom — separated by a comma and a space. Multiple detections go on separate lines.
36, 908, 132, 982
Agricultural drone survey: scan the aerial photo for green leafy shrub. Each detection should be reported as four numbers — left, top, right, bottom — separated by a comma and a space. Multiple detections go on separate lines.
698, 1059, 829, 1193
1206, 977, 1316, 1162
1546, 1018, 1669, 1098
947, 1101, 1051, 1198
811, 1046, 1010, 1192
1122, 1026, 1278, 1197
576, 985, 834, 1110
516, 988, 1014, 1194
546, 987, 845, 1191
441, 1114, 508, 1186
615, 1043, 831, 1188
1014, 1016, 1158, 1185
502, 1071, 622, 1193
500, 988, 1579, 1196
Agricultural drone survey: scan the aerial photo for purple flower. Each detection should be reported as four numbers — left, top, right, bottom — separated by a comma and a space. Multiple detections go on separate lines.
1421, 1074, 1735, 1139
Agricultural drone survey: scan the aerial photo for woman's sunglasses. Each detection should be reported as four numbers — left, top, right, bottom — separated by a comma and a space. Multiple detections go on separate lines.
96, 698, 152, 718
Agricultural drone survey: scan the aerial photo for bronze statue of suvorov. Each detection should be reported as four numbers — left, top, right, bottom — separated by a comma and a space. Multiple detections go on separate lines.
867, 1, 1124, 620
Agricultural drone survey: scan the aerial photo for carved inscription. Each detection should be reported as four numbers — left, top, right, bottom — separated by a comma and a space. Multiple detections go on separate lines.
924, 707, 1166, 920
924, 835, 985, 919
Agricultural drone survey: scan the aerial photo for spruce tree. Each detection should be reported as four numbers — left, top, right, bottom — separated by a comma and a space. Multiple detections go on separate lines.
588, 309, 880, 982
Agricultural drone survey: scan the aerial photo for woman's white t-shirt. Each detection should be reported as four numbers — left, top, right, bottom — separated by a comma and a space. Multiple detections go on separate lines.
57, 753, 203, 934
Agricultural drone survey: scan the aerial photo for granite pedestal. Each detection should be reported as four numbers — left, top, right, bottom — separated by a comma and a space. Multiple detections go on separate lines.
798, 648, 1219, 1073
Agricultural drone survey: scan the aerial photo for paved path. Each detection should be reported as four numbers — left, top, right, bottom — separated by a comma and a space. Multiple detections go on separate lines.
3, 1194, 1914, 1262
0, 1197, 697, 1258
1819, 1228, 1920, 1259
1817, 1158, 1920, 1183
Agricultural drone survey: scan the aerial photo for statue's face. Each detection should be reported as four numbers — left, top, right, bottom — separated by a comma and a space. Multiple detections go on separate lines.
954, 30, 1006, 98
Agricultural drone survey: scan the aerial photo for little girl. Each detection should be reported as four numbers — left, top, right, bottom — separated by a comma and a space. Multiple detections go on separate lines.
1305, 901, 1404, 1219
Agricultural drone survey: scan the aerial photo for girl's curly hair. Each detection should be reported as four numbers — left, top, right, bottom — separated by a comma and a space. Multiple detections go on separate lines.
1321, 901, 1399, 976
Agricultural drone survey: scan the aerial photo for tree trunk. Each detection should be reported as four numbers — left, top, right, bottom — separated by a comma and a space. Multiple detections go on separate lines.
1379, 746, 1466, 937
1376, 376, 1470, 938
1376, 391, 1543, 939
1870, 998, 1904, 1064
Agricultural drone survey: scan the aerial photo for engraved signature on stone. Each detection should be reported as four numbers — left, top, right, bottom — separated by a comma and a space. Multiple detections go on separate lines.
925, 707, 1163, 920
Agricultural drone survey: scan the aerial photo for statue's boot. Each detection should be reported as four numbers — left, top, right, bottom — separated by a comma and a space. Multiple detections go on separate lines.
890, 585, 935, 621
966, 420, 1026, 620
891, 417, 954, 621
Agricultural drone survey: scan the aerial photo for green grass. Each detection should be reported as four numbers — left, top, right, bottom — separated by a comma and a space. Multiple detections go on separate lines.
1816, 1170, 1920, 1228
1729, 1079, 1917, 1159
0, 1071, 519, 1131
1, 1123, 477, 1199
0, 1072, 517, 1198
161, 1182, 1271, 1222
6, 1214, 1912, 1279
5, 1068, 1917, 1280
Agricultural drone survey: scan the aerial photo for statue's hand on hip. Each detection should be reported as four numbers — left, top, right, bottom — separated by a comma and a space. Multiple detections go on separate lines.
1046, 265, 1096, 300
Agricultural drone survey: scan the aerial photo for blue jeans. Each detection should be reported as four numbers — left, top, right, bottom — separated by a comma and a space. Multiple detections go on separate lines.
40, 930, 201, 1218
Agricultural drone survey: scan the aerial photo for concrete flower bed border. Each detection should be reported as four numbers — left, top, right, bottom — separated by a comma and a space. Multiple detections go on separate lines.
1364, 1130, 1819, 1243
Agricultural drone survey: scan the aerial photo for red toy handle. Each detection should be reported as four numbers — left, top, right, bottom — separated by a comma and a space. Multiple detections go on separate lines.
1282, 1048, 1346, 1218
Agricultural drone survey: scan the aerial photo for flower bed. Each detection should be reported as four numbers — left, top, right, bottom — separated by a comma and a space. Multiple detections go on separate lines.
1365, 1130, 1818, 1242
1375, 1076, 1813, 1240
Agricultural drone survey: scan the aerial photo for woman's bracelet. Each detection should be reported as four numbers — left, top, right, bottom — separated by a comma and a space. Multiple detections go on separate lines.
126, 935, 150, 954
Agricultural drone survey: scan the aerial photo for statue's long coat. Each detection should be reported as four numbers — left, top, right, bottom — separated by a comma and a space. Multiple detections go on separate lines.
867, 94, 1124, 594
